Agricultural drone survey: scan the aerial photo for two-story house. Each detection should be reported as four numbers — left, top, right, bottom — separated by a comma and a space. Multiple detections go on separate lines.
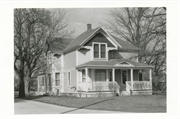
37, 24, 154, 97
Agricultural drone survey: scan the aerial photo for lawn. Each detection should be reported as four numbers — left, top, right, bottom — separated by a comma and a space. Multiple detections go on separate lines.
24, 94, 166, 113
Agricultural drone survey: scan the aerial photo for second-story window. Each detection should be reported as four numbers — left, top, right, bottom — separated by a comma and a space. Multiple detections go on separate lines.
94, 44, 99, 58
101, 44, 106, 58
93, 43, 106, 59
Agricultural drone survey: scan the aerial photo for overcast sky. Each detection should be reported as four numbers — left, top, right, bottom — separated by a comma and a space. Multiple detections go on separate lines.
65, 8, 111, 37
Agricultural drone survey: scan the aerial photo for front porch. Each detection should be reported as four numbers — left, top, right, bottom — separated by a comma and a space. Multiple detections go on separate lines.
76, 68, 153, 96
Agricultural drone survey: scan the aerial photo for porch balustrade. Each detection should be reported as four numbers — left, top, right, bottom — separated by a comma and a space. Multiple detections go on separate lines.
77, 81, 120, 92
126, 81, 151, 91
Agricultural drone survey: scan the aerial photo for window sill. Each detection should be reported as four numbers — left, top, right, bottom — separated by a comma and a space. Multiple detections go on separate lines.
93, 58, 107, 61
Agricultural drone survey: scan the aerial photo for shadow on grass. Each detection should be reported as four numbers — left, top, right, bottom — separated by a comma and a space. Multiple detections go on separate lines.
61, 98, 113, 114
14, 95, 47, 103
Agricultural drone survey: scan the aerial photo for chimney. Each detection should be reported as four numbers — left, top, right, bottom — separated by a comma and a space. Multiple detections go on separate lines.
87, 24, 92, 30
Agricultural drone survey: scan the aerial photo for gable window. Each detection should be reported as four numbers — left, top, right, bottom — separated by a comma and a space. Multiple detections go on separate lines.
93, 43, 107, 59
67, 71, 71, 87
94, 44, 99, 58
101, 44, 106, 58
55, 73, 60, 86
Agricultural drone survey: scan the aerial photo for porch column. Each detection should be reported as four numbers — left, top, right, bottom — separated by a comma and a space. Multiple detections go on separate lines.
131, 69, 133, 91
106, 69, 109, 82
76, 70, 79, 91
149, 68, 152, 90
85, 68, 88, 91
112, 69, 115, 82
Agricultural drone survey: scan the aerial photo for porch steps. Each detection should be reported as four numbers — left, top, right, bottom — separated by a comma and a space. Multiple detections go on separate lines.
120, 91, 130, 96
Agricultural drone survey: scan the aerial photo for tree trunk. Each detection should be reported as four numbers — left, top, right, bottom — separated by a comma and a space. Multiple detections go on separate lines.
18, 73, 25, 97
24, 70, 31, 96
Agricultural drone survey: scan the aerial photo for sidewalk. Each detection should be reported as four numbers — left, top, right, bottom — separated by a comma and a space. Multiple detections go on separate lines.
14, 98, 125, 114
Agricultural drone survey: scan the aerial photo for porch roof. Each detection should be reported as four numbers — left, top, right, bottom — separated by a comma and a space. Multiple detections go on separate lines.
76, 59, 154, 69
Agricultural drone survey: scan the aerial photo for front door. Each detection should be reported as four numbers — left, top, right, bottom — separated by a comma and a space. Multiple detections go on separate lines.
120, 70, 128, 91
121, 70, 128, 85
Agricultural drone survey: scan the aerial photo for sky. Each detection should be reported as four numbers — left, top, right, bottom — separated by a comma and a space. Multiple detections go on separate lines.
65, 8, 111, 37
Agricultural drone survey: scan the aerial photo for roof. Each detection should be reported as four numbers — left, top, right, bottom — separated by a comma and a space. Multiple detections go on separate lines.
63, 27, 140, 54
63, 27, 100, 54
76, 59, 154, 69
110, 35, 140, 51
44, 37, 72, 55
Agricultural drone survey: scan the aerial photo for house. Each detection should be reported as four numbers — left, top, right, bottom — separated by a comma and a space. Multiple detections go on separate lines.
37, 24, 154, 97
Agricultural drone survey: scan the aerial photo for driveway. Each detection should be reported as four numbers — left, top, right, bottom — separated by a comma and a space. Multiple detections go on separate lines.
14, 98, 125, 114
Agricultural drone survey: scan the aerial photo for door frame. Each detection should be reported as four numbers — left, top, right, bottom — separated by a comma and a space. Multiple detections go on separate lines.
121, 69, 128, 85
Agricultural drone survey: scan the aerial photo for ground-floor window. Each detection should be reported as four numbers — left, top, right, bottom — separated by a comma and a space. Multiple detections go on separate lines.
48, 74, 51, 86
95, 69, 106, 82
109, 70, 112, 81
67, 71, 71, 87
39, 76, 45, 86
55, 73, 60, 86
82, 70, 86, 82
139, 72, 143, 81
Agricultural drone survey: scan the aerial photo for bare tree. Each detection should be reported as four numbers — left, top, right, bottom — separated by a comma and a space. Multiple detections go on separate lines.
14, 8, 72, 97
104, 8, 166, 85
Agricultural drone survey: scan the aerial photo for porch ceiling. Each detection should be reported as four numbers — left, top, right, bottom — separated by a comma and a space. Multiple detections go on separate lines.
76, 59, 154, 69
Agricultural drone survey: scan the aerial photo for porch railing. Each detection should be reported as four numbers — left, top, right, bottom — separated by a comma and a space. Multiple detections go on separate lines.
77, 81, 120, 92
126, 81, 151, 91
126, 82, 131, 95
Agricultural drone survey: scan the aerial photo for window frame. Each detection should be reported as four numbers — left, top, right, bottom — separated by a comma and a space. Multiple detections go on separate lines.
39, 76, 45, 86
138, 71, 143, 81
67, 71, 71, 87
109, 70, 112, 82
48, 73, 51, 87
55, 72, 60, 86
95, 69, 106, 82
93, 42, 107, 60
82, 70, 86, 82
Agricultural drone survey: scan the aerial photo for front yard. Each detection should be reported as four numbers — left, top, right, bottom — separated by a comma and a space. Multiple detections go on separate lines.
21, 94, 166, 113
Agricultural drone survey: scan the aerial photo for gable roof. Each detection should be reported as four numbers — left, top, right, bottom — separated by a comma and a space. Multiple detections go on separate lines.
63, 26, 140, 54
63, 27, 100, 54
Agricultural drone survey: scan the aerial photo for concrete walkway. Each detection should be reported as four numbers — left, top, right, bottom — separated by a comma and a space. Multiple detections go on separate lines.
14, 99, 124, 114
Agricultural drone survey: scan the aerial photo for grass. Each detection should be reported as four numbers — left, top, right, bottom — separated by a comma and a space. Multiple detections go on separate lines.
23, 94, 166, 113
